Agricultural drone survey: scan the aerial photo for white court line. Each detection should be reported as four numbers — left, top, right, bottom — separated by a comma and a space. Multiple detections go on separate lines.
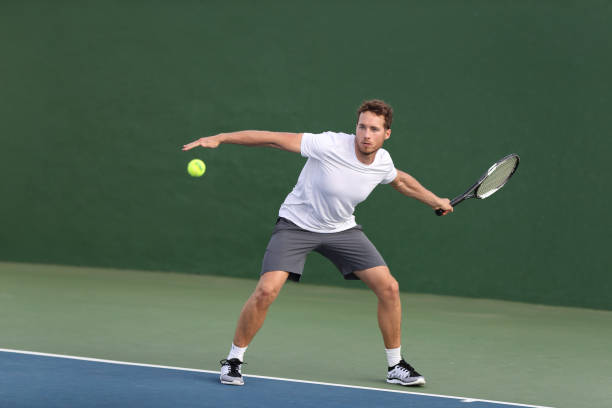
0, 348, 554, 408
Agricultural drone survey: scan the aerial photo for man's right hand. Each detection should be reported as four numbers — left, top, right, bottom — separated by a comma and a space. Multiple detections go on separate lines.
182, 135, 223, 151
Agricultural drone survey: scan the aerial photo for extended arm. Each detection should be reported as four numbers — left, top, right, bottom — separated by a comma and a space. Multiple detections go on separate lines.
390, 169, 453, 215
182, 131, 302, 153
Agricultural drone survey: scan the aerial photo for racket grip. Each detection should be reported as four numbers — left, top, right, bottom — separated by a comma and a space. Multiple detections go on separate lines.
435, 197, 462, 216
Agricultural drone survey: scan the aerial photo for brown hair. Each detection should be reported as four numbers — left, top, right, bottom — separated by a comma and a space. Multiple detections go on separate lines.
357, 99, 393, 129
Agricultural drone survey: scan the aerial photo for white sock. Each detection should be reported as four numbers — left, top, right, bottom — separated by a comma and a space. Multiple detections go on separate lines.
227, 343, 247, 362
385, 346, 402, 367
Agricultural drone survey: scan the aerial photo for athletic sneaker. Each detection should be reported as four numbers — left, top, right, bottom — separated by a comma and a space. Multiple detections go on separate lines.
220, 358, 244, 385
386, 359, 426, 386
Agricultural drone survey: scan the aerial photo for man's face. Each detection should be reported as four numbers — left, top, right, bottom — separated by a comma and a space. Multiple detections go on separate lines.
355, 111, 391, 156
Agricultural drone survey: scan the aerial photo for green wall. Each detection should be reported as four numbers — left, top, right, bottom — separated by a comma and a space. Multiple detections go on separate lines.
1, 1, 610, 309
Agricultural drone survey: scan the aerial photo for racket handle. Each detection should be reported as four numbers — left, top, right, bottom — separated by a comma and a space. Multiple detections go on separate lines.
434, 196, 462, 216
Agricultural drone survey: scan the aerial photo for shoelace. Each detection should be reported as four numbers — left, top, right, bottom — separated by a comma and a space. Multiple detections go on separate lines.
396, 360, 420, 376
220, 359, 246, 376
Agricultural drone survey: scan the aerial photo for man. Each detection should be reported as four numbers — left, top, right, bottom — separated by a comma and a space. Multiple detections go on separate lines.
182, 100, 453, 387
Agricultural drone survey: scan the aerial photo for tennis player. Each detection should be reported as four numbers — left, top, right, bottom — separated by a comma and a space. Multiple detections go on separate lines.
182, 100, 453, 387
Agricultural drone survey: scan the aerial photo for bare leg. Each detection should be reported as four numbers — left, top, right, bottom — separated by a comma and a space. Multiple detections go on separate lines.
354, 266, 401, 349
233, 270, 290, 347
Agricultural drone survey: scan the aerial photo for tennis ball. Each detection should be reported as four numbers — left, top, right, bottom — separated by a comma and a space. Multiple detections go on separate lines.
187, 159, 206, 177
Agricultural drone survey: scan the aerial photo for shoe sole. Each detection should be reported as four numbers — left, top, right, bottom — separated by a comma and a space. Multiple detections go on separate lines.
220, 378, 244, 386
387, 377, 426, 386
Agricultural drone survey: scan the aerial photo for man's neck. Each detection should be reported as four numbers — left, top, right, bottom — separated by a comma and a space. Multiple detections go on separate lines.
354, 143, 376, 165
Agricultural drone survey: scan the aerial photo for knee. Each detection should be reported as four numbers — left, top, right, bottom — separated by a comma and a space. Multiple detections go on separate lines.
379, 278, 400, 302
253, 285, 280, 308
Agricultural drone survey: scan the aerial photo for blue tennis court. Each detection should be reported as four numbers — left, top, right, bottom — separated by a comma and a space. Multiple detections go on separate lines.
0, 349, 551, 408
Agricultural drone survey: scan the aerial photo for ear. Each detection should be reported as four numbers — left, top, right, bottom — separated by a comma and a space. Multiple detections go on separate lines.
384, 128, 391, 140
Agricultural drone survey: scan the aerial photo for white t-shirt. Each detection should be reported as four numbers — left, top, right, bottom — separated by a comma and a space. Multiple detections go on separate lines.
278, 131, 398, 233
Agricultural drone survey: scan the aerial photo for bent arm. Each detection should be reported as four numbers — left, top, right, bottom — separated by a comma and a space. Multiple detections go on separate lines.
182, 131, 302, 153
390, 169, 453, 214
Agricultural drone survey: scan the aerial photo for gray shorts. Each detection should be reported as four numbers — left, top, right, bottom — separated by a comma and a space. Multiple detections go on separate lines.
261, 217, 387, 282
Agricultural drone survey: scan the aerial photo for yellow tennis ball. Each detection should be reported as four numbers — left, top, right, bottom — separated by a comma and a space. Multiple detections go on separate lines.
187, 159, 206, 177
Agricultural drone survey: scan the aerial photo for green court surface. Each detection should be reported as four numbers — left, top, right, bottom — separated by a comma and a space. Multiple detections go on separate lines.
1, 262, 611, 408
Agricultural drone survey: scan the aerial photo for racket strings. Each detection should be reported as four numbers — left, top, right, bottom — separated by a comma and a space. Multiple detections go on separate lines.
476, 157, 518, 198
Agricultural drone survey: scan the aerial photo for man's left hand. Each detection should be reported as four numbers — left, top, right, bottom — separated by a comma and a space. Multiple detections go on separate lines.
435, 199, 453, 216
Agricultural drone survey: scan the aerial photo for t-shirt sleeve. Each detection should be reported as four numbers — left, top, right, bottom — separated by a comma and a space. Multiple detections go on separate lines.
380, 152, 398, 184
300, 132, 335, 160
381, 166, 398, 184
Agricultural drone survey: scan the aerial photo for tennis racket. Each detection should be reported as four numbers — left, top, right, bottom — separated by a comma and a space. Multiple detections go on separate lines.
435, 153, 520, 216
